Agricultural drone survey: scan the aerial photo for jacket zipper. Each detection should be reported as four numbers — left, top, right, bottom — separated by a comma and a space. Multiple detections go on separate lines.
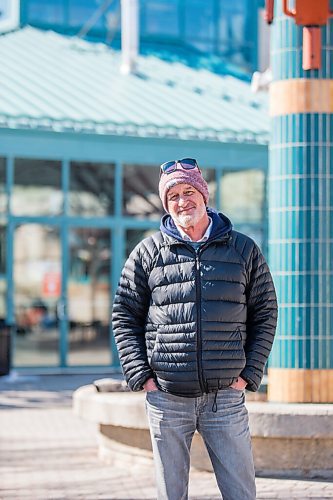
195, 240, 229, 394
172, 241, 206, 393
166, 237, 231, 394
195, 253, 205, 393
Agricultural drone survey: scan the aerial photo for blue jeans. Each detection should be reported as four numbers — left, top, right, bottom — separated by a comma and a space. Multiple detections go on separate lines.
145, 388, 256, 500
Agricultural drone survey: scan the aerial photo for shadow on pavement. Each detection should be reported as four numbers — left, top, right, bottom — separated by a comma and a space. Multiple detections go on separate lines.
0, 372, 123, 409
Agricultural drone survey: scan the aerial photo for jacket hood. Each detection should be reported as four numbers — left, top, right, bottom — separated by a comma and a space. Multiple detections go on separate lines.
160, 207, 233, 242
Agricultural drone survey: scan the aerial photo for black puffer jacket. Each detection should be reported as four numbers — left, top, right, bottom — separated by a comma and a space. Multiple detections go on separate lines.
112, 209, 278, 396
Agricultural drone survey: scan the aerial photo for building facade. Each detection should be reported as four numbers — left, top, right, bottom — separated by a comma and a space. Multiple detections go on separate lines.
0, 3, 269, 371
19, 0, 265, 74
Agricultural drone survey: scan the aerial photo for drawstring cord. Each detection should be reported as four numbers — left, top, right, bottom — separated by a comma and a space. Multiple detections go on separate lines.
212, 390, 218, 413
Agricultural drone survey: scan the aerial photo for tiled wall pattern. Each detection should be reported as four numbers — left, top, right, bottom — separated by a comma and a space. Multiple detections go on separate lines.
268, 7, 333, 370
271, 14, 333, 80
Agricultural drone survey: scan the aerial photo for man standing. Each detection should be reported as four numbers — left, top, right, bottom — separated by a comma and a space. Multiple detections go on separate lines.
112, 159, 278, 500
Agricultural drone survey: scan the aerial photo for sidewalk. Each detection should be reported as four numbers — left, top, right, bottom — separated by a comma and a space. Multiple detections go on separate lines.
0, 373, 333, 500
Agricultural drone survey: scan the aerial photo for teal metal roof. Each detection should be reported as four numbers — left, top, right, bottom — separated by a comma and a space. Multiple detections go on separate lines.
0, 27, 269, 144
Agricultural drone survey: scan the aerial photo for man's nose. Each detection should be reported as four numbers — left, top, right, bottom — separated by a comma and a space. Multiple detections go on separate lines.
178, 196, 187, 206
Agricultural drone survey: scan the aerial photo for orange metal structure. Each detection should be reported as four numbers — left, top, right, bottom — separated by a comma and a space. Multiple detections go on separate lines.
283, 0, 329, 26
265, 0, 333, 70
265, 0, 274, 24
303, 26, 321, 71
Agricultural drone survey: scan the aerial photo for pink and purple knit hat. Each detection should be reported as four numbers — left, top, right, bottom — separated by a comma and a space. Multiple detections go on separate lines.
158, 164, 209, 213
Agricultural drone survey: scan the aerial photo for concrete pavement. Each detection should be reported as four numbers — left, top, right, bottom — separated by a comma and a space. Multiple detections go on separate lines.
0, 373, 333, 499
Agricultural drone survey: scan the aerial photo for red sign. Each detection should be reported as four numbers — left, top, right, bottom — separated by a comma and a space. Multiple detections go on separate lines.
42, 272, 61, 297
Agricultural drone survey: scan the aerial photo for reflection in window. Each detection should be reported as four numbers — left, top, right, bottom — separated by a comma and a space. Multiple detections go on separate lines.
0, 223, 5, 321
68, 0, 110, 29
202, 168, 216, 209
69, 228, 110, 285
27, 0, 65, 25
0, 279, 5, 321
143, 0, 179, 36
0, 158, 6, 214
189, 40, 215, 53
0, 226, 6, 275
184, 0, 215, 42
68, 227, 111, 365
23, 0, 258, 72
13, 159, 62, 216
123, 164, 162, 219
220, 169, 265, 224
219, 0, 253, 68
13, 224, 61, 367
69, 162, 115, 216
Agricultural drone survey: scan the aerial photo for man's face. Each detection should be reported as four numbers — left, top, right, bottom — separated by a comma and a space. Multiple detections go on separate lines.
166, 183, 207, 228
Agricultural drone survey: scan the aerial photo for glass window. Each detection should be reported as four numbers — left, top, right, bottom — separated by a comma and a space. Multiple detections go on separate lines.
68, 227, 111, 366
13, 159, 62, 216
0, 224, 6, 322
0, 158, 6, 214
26, 0, 65, 25
220, 169, 265, 224
0, 225, 6, 275
219, 0, 247, 42
13, 224, 61, 367
218, 0, 253, 68
143, 0, 179, 36
68, 0, 108, 29
123, 164, 163, 219
69, 162, 115, 216
187, 39, 215, 53
184, 0, 215, 42
202, 168, 216, 209
0, 277, 5, 321
104, 0, 121, 34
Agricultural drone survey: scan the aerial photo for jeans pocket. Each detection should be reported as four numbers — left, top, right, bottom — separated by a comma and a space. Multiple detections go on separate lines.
228, 386, 245, 393
145, 389, 160, 402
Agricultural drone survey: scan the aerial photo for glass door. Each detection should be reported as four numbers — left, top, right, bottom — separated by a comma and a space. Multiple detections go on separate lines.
67, 226, 112, 366
219, 169, 266, 248
13, 224, 61, 367
12, 223, 113, 368
9, 158, 114, 368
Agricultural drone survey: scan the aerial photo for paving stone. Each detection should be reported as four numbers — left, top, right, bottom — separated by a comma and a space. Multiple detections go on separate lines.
0, 374, 333, 500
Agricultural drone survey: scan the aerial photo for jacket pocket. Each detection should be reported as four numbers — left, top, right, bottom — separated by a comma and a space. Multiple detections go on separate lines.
150, 330, 163, 368
234, 326, 242, 341
149, 326, 179, 370
150, 337, 158, 368
232, 326, 246, 367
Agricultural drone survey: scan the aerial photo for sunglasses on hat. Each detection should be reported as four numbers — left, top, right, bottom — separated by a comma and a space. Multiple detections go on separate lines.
159, 158, 200, 177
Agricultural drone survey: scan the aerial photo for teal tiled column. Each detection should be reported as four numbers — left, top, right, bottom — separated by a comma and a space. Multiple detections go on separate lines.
268, 5, 333, 402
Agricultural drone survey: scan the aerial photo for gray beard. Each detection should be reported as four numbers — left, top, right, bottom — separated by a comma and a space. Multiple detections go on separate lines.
177, 214, 193, 227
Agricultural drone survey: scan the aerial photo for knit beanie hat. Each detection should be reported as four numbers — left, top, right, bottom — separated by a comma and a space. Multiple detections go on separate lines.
159, 167, 209, 213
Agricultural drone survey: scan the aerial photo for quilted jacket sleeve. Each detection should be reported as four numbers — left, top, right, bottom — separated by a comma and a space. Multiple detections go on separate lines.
112, 243, 154, 391
240, 243, 278, 391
